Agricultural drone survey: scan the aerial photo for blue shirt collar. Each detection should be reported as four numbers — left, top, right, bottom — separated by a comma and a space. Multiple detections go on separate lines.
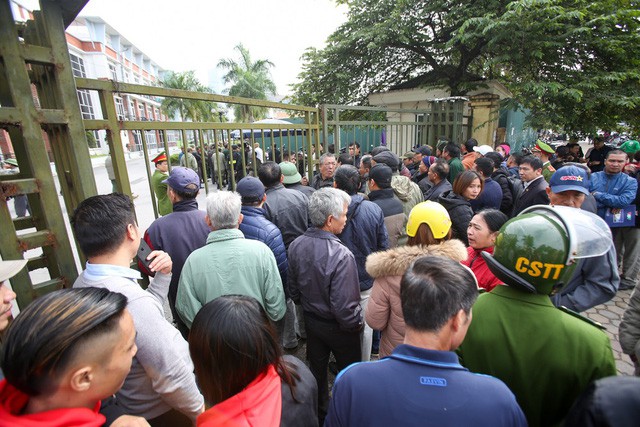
84, 262, 141, 281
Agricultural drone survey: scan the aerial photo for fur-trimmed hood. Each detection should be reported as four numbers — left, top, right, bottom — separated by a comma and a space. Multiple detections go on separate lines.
365, 239, 468, 278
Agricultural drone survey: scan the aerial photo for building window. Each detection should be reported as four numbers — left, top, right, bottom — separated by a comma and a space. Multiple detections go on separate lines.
145, 130, 157, 150
69, 53, 86, 78
70, 53, 94, 119
109, 62, 118, 81
114, 97, 126, 120
124, 70, 130, 83
132, 130, 142, 151
147, 105, 154, 120
138, 104, 146, 120
128, 99, 135, 119
77, 89, 94, 119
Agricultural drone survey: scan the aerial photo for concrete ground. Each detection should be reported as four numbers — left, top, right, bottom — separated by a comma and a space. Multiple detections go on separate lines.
584, 287, 636, 375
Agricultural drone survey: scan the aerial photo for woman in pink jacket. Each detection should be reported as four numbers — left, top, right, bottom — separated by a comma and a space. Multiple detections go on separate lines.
365, 201, 467, 358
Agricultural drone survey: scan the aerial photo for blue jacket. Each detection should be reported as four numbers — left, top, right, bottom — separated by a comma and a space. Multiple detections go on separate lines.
325, 344, 526, 427
338, 195, 389, 291
590, 171, 638, 218
552, 243, 619, 312
470, 177, 503, 213
240, 206, 288, 293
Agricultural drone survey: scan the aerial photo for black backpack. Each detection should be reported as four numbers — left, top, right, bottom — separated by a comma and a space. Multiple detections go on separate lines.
507, 175, 524, 202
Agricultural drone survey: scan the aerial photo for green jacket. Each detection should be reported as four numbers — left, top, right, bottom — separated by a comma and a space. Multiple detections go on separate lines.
176, 228, 286, 328
151, 169, 172, 216
447, 157, 464, 184
457, 285, 616, 427
180, 152, 198, 172
542, 161, 555, 183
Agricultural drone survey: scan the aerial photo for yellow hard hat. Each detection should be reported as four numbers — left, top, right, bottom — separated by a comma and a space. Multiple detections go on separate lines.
406, 201, 452, 238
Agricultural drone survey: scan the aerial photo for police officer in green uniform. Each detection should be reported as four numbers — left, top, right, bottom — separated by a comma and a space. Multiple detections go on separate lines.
457, 205, 617, 427
532, 139, 556, 183
151, 152, 172, 216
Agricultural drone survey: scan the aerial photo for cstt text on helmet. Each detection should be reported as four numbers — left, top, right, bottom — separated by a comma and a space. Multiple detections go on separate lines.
514, 257, 564, 280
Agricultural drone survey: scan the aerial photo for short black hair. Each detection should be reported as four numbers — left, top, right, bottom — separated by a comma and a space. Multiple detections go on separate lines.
474, 157, 494, 177
349, 142, 360, 149
2, 288, 127, 396
443, 143, 461, 158
475, 208, 509, 233
484, 152, 503, 169
509, 153, 524, 165
333, 165, 361, 195
257, 162, 281, 188
605, 149, 626, 160
520, 155, 543, 170
172, 188, 199, 200
463, 138, 478, 153
555, 146, 570, 158
71, 193, 136, 258
401, 256, 478, 332
337, 153, 354, 165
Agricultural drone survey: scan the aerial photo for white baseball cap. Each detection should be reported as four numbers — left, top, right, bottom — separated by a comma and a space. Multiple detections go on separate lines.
473, 145, 494, 156
0, 260, 27, 283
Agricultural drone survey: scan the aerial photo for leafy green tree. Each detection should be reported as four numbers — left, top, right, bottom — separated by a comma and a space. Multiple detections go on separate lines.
160, 70, 217, 122
160, 70, 222, 147
292, 0, 640, 134
218, 44, 277, 122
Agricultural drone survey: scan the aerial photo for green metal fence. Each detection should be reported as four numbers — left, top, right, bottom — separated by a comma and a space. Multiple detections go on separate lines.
76, 78, 321, 219
321, 100, 472, 155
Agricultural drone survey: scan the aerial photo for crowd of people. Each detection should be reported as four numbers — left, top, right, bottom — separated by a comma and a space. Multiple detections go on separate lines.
1, 135, 640, 427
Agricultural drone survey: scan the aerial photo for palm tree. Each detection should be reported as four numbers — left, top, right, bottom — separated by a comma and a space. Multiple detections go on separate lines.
218, 44, 277, 122
160, 70, 215, 122
160, 70, 222, 148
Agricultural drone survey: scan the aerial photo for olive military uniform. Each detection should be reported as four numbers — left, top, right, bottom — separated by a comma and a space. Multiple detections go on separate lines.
458, 285, 616, 427
152, 169, 172, 216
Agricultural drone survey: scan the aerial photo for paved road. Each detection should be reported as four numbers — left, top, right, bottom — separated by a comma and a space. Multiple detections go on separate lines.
584, 287, 636, 375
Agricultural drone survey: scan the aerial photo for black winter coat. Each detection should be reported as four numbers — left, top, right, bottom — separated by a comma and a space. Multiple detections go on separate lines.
438, 190, 473, 245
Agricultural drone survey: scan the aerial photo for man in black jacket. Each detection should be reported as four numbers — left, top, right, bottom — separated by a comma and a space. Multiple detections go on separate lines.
485, 152, 514, 216
288, 188, 363, 424
511, 155, 550, 216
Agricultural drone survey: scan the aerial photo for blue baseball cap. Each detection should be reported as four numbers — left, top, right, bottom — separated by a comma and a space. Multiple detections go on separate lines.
236, 176, 265, 203
549, 165, 589, 195
162, 167, 200, 193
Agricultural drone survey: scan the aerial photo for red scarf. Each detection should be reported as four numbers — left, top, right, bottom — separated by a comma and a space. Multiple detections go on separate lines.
197, 365, 282, 427
0, 380, 105, 427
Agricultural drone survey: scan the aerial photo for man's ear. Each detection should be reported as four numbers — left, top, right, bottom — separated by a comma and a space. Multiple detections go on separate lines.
450, 309, 468, 333
238, 213, 244, 226
280, 174, 284, 183
126, 223, 138, 241
333, 181, 338, 188
70, 366, 93, 392
205, 215, 212, 229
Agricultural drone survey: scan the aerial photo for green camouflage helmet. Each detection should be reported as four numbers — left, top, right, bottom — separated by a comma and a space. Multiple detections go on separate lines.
482, 205, 612, 295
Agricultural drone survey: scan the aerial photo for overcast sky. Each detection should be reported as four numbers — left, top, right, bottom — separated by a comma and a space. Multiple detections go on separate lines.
73, 0, 348, 97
